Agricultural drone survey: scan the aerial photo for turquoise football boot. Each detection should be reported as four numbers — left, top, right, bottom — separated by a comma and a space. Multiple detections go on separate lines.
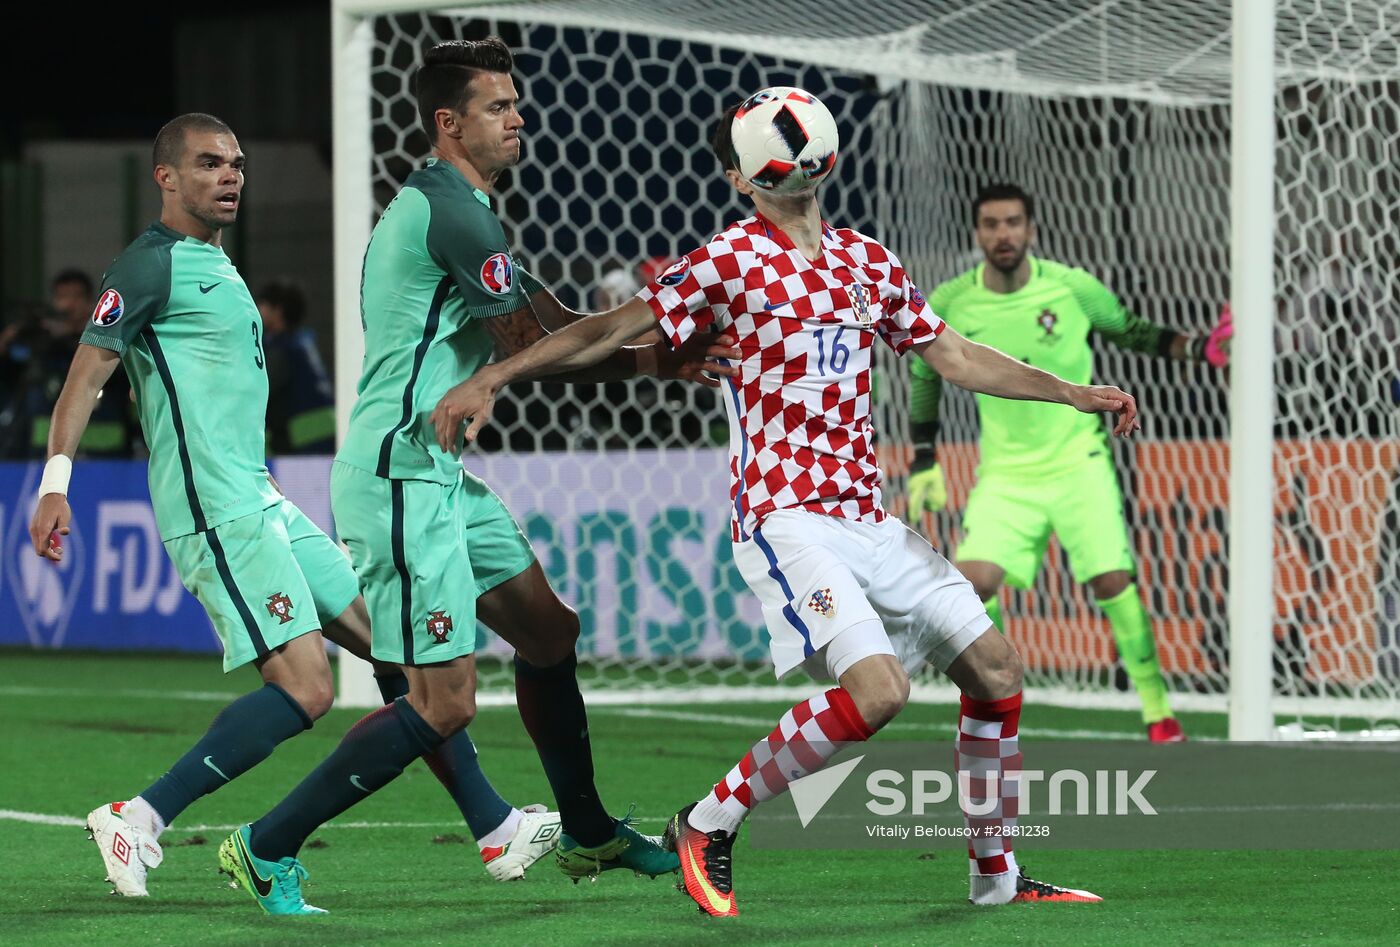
218, 825, 327, 916
556, 806, 680, 881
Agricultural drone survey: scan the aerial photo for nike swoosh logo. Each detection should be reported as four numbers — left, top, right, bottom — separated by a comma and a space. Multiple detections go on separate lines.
236, 833, 275, 898
350, 774, 369, 793
203, 756, 230, 781
199, 282, 221, 294
762, 301, 789, 313
685, 839, 733, 914
965, 329, 985, 338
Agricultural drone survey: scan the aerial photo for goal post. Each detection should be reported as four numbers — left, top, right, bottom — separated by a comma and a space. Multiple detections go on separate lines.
1227, 0, 1276, 741
329, 0, 1400, 738
331, 1, 379, 708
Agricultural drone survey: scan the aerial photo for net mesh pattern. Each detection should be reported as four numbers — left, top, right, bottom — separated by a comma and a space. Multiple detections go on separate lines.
362, 1, 1400, 722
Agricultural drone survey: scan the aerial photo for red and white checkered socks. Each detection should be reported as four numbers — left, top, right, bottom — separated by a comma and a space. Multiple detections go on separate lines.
956, 692, 1023, 878
688, 687, 875, 834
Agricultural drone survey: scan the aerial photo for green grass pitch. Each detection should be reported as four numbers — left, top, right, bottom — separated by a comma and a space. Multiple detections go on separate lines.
1, 651, 1393, 945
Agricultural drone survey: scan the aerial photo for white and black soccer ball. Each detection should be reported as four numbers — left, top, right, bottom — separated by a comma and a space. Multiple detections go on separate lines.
729, 87, 839, 194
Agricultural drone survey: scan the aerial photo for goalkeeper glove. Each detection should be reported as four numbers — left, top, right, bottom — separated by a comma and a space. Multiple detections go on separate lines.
1204, 303, 1233, 368
906, 463, 947, 522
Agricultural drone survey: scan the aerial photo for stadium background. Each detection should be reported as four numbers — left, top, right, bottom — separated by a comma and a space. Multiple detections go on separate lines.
4, 4, 1397, 711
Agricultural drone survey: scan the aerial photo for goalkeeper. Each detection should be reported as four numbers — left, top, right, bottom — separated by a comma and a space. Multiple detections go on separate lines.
908, 183, 1231, 743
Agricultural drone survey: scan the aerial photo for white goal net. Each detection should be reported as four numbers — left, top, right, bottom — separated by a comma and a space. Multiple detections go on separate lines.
338, 0, 1400, 732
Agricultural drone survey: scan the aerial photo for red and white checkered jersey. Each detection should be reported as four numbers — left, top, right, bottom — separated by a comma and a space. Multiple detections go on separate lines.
639, 214, 944, 542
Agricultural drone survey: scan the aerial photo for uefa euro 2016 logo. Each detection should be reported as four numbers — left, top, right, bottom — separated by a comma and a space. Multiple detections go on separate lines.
4, 469, 86, 648
92, 289, 124, 327
480, 253, 515, 295
658, 258, 690, 286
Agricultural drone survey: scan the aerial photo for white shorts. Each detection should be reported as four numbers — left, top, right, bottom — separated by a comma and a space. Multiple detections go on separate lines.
733, 509, 992, 682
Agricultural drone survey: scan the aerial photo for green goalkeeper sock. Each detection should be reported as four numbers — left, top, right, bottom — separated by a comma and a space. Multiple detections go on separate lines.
984, 595, 1005, 634
1097, 583, 1172, 724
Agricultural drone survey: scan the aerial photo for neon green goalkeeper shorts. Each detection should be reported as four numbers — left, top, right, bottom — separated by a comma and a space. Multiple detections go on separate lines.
330, 461, 535, 667
956, 451, 1135, 589
163, 498, 358, 672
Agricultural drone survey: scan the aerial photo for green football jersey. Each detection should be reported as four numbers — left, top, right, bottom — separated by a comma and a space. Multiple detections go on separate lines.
914, 256, 1167, 477
81, 222, 278, 540
337, 158, 543, 483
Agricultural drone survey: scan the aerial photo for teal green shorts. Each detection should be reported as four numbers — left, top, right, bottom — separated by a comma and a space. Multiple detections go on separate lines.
282, 500, 362, 625
164, 498, 355, 672
956, 453, 1135, 589
329, 461, 535, 666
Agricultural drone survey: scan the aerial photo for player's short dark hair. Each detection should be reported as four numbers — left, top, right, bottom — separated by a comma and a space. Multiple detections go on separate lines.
152, 113, 234, 170
51, 268, 93, 295
709, 103, 741, 173
414, 37, 515, 144
973, 183, 1035, 224
255, 278, 307, 327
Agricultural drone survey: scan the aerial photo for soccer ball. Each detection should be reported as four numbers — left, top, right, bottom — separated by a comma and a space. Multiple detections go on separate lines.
729, 87, 839, 193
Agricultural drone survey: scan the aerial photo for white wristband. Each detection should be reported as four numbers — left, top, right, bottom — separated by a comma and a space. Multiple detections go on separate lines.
38, 455, 73, 497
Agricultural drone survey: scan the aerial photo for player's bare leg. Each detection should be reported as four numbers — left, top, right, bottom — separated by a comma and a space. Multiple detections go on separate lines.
945, 629, 1101, 904
956, 559, 1008, 632
94, 631, 330, 896
840, 653, 913, 729
1086, 570, 1184, 742
477, 562, 677, 880
254, 629, 338, 717
319, 598, 559, 879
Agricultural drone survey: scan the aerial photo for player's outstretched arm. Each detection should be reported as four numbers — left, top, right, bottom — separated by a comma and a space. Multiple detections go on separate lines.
481, 299, 645, 385
431, 297, 737, 450
28, 343, 122, 561
484, 289, 737, 385
914, 328, 1141, 437
1069, 267, 1230, 368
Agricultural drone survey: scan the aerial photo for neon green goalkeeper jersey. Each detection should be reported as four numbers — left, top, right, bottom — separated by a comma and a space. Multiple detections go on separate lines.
337, 158, 543, 483
912, 256, 1170, 477
80, 223, 279, 541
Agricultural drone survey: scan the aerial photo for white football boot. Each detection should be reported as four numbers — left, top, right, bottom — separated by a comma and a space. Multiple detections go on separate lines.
86, 802, 164, 896
481, 804, 562, 881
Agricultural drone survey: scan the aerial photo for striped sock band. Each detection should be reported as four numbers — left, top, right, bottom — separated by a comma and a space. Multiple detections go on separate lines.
689, 686, 874, 835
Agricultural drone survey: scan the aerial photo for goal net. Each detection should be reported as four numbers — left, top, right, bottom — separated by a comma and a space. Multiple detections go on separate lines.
339, 0, 1400, 732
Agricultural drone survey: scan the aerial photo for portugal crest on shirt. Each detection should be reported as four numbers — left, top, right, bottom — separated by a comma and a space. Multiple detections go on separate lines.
265, 592, 295, 624
426, 610, 454, 643
1038, 308, 1058, 335
480, 253, 515, 295
807, 587, 837, 618
92, 289, 124, 327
